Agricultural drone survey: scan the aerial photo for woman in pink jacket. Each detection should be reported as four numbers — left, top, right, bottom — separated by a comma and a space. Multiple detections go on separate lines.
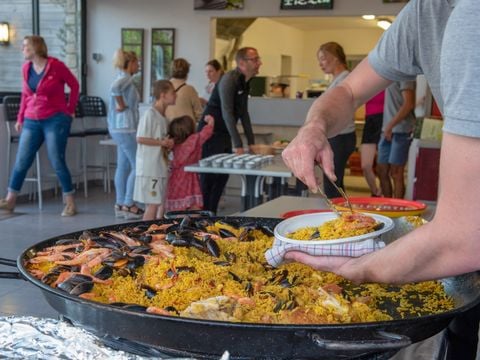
0, 35, 79, 216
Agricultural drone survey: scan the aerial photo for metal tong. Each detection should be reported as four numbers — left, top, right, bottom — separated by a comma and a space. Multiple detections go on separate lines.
317, 172, 354, 216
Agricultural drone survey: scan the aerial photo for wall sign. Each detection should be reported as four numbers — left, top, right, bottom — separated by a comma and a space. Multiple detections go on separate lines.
280, 0, 333, 10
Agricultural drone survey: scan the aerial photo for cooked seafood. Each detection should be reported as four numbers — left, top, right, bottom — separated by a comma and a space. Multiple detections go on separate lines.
287, 212, 383, 241
26, 217, 454, 324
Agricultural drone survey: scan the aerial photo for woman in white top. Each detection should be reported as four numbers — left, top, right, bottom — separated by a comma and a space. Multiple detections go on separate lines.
316, 42, 356, 198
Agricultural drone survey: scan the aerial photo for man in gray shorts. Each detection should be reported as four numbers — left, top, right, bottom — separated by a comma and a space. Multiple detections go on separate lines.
282, 0, 480, 358
377, 80, 416, 198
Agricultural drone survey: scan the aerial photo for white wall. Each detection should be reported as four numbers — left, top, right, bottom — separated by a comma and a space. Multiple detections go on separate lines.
240, 18, 306, 96
86, 0, 406, 101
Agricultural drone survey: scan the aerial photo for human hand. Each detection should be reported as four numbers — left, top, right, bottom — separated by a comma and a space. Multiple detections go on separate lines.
15, 122, 23, 133
282, 123, 335, 192
204, 115, 215, 127
162, 137, 174, 149
384, 127, 393, 142
235, 147, 245, 155
284, 251, 362, 282
116, 105, 128, 112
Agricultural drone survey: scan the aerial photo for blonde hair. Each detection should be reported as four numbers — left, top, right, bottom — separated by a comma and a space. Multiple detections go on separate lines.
152, 80, 174, 100
24, 35, 48, 58
113, 49, 137, 70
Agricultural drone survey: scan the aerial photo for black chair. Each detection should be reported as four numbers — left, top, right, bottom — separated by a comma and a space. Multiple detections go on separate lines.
79, 95, 110, 193
79, 95, 109, 136
3, 95, 43, 209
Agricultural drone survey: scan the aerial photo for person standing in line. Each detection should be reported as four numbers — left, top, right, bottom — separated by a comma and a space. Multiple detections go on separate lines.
133, 80, 175, 221
316, 42, 356, 198
360, 90, 385, 197
107, 49, 143, 219
376, 81, 416, 198
282, 1, 480, 358
200, 59, 224, 106
198, 47, 260, 214
166, 115, 214, 212
0, 35, 79, 216
165, 58, 203, 122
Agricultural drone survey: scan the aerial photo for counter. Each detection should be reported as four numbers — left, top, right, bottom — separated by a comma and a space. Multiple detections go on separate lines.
248, 97, 315, 127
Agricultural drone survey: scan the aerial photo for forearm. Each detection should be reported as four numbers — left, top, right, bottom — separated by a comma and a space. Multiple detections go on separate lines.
115, 96, 126, 109
17, 92, 27, 124
340, 133, 480, 284
224, 113, 242, 148
137, 137, 169, 147
65, 71, 80, 114
304, 85, 356, 137
241, 113, 255, 146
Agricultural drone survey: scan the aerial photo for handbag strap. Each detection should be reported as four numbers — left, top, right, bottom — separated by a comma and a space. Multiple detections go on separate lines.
175, 83, 187, 93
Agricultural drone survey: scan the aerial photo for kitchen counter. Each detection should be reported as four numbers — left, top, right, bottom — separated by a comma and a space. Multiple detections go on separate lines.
248, 97, 315, 126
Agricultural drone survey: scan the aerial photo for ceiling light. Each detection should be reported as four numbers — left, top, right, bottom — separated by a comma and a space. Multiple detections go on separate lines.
0, 22, 10, 45
362, 15, 376, 20
377, 18, 392, 30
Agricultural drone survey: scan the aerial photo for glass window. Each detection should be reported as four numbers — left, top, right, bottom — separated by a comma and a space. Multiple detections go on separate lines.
0, 0, 33, 92
150, 28, 175, 95
122, 28, 144, 101
39, 0, 83, 88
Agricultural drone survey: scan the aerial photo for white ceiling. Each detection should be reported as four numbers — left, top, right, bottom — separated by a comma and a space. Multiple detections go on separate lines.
270, 16, 395, 31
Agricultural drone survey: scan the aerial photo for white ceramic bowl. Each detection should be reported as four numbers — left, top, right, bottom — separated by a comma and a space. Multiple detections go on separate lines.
274, 212, 394, 245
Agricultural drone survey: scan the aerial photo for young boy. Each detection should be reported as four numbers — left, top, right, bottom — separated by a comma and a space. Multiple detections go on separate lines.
133, 80, 175, 220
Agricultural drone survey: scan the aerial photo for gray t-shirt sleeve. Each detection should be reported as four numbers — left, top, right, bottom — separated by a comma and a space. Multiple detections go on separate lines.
218, 73, 243, 148
368, 0, 421, 82
441, 0, 480, 138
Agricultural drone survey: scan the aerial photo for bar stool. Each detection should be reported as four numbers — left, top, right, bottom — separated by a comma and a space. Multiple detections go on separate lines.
3, 95, 43, 209
68, 101, 88, 197
79, 95, 110, 192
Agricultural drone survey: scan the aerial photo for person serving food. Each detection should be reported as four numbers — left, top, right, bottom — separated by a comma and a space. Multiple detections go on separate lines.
282, 1, 480, 358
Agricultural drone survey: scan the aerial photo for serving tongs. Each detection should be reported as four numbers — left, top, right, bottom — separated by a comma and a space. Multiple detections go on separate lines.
317, 177, 354, 217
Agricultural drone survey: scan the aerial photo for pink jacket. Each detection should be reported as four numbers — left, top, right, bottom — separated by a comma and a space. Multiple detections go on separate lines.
18, 57, 80, 124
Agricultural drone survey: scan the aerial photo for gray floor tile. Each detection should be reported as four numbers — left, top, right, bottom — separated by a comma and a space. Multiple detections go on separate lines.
0, 285, 58, 318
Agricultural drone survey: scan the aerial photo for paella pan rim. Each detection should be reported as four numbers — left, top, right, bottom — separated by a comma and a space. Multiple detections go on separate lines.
16, 217, 480, 331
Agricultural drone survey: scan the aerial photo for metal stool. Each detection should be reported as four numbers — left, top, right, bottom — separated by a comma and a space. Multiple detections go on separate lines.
79, 95, 110, 192
68, 101, 88, 197
3, 95, 43, 209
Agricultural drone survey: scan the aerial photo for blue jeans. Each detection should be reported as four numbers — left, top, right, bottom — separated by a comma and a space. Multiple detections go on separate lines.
9, 113, 74, 195
377, 133, 412, 166
110, 131, 137, 206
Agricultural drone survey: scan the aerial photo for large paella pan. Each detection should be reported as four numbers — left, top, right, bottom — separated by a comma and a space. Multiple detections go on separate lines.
1, 215, 479, 359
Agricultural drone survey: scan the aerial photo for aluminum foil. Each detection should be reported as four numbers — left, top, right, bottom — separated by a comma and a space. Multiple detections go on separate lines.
0, 316, 230, 360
